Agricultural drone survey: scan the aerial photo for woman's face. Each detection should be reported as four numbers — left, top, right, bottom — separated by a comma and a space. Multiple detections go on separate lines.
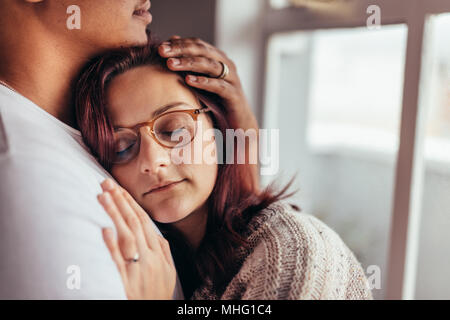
106, 66, 218, 224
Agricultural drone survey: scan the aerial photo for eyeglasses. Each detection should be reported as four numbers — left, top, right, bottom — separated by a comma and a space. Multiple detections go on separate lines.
112, 107, 211, 165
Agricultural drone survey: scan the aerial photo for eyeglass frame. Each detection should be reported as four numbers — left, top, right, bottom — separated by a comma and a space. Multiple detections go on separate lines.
112, 107, 212, 154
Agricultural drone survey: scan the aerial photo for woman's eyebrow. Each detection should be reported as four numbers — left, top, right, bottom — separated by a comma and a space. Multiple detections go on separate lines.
151, 102, 188, 118
114, 102, 191, 129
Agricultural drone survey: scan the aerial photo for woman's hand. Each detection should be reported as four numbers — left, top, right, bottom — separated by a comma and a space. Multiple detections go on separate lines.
97, 179, 176, 300
159, 36, 260, 190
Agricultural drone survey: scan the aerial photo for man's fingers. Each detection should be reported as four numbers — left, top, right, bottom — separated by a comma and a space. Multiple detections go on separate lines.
167, 56, 233, 81
185, 75, 236, 101
158, 38, 224, 62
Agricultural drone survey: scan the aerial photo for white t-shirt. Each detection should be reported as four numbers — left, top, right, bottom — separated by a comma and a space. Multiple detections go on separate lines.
0, 85, 184, 299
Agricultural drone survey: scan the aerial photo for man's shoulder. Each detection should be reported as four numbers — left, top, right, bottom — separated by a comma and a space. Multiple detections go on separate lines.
0, 88, 130, 299
0, 88, 109, 182
0, 90, 78, 156
0, 111, 9, 155
0, 89, 111, 224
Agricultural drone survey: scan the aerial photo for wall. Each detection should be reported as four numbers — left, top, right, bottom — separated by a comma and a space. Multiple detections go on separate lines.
215, 0, 266, 116
148, 0, 217, 44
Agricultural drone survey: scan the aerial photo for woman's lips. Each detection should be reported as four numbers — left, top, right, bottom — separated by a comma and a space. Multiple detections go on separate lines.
144, 180, 185, 196
133, 9, 152, 24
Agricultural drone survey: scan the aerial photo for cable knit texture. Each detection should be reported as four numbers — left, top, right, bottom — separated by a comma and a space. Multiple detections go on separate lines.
191, 201, 373, 300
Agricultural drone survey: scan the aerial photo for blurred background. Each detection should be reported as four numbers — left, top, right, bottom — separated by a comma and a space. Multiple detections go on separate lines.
150, 0, 450, 300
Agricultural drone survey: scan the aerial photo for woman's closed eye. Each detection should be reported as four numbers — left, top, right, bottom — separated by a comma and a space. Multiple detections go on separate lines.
158, 127, 187, 138
115, 138, 138, 161
117, 141, 135, 154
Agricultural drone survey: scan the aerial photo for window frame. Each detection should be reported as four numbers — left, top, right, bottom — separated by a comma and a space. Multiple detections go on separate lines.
258, 0, 450, 299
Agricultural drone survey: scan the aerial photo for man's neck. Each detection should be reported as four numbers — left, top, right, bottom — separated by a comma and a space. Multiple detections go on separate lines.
0, 25, 96, 129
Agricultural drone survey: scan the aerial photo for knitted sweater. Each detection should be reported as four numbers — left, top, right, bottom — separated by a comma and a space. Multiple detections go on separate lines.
191, 201, 373, 300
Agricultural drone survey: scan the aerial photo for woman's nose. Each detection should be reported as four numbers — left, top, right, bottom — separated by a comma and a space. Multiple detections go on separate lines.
138, 127, 171, 174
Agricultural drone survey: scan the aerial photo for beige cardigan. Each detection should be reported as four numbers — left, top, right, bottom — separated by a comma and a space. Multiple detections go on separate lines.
191, 201, 373, 300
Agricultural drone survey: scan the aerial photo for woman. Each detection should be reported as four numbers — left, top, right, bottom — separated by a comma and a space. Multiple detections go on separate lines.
74, 37, 373, 300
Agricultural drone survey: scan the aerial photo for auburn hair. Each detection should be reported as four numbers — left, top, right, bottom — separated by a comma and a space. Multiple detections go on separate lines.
74, 36, 297, 298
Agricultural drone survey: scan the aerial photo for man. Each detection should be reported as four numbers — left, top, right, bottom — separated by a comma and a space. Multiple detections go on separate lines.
0, 0, 258, 299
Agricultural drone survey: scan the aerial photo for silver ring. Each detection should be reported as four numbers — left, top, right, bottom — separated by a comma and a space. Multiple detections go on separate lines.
126, 252, 140, 264
217, 61, 229, 80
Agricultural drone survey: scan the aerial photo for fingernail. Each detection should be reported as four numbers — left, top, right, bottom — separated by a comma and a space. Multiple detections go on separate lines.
101, 179, 115, 191
188, 75, 198, 82
99, 192, 112, 205
97, 193, 106, 204
170, 58, 180, 66
161, 45, 171, 53
104, 192, 113, 204
103, 228, 113, 239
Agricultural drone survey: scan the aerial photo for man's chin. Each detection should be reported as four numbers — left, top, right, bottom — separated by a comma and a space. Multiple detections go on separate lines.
128, 31, 150, 47
116, 28, 150, 48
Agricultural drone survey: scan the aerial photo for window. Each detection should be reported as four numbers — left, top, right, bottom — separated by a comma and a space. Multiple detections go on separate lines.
270, 0, 290, 9
264, 24, 407, 300
415, 12, 450, 299
305, 26, 406, 155
260, 0, 450, 299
